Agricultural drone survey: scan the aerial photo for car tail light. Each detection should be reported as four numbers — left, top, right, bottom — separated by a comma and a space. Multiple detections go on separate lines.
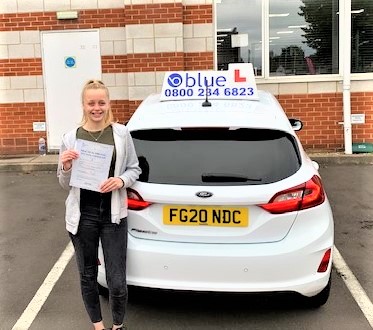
259, 175, 325, 214
317, 248, 332, 273
127, 188, 152, 210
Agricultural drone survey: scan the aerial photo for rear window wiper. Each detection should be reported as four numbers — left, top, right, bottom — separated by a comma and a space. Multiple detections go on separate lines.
202, 173, 262, 183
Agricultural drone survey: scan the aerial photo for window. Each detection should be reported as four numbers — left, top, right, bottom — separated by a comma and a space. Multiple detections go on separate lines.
132, 128, 301, 186
216, 0, 262, 75
269, 0, 339, 76
216, 0, 340, 77
351, 1, 373, 73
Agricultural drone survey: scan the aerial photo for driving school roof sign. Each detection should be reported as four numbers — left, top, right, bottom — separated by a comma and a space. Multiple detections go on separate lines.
160, 63, 259, 101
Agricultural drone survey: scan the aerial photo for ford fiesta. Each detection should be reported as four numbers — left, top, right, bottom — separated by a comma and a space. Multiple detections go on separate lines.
98, 65, 334, 307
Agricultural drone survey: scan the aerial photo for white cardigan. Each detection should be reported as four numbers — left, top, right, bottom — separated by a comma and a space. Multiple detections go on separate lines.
57, 123, 141, 234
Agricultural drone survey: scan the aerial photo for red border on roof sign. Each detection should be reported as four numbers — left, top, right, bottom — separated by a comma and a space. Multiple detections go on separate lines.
160, 63, 259, 101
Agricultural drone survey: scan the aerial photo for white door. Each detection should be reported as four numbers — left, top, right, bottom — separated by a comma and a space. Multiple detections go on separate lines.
41, 30, 101, 150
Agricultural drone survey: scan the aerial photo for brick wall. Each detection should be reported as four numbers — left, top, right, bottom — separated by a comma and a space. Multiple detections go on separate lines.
277, 92, 373, 152
351, 93, 373, 143
0, 58, 42, 76
0, 102, 45, 154
277, 93, 344, 151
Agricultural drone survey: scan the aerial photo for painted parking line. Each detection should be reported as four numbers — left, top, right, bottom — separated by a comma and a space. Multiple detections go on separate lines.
333, 245, 373, 328
11, 242, 74, 330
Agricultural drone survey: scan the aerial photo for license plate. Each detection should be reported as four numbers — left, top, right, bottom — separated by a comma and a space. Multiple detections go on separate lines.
163, 206, 248, 227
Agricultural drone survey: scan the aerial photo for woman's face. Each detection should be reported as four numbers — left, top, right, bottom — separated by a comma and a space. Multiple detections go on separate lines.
83, 88, 110, 125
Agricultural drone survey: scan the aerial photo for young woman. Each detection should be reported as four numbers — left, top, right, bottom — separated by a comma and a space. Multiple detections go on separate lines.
57, 80, 141, 330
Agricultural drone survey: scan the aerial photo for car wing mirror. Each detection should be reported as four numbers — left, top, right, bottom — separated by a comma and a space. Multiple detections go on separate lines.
289, 118, 303, 131
312, 160, 320, 171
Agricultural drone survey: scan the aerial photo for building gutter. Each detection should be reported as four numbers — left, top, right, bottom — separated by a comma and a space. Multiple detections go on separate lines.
342, 1, 352, 154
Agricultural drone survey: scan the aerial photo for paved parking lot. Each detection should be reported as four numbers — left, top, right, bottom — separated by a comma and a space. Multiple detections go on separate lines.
1, 161, 373, 329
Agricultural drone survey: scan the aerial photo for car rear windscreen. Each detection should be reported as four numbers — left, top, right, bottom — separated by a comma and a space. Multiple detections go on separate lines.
131, 128, 301, 185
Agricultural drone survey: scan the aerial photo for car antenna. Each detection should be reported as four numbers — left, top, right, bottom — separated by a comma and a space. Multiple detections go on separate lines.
202, 77, 211, 107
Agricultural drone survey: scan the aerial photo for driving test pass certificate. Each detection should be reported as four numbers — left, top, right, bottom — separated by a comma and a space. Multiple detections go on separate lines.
69, 139, 114, 192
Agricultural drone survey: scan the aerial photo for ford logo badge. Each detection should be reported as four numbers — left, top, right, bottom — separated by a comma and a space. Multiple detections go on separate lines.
196, 191, 213, 198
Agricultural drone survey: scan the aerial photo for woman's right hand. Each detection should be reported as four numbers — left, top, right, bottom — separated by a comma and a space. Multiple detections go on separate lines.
61, 149, 79, 171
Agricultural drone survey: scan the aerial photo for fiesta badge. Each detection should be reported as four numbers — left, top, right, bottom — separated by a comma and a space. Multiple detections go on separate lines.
196, 191, 213, 198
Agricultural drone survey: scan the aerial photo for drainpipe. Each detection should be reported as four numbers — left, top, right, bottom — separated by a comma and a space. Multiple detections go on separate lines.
343, 1, 352, 154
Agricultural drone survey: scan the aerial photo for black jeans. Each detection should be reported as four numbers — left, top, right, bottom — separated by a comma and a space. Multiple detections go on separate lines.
69, 191, 128, 325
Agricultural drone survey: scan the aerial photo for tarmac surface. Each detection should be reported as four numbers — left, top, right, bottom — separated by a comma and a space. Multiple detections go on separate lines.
1, 152, 373, 172
1, 153, 373, 329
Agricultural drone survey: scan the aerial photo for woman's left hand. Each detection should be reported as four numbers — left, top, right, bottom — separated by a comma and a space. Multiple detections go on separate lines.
100, 177, 124, 193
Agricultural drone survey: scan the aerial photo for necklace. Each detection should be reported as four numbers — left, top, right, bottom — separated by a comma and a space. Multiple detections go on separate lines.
86, 128, 105, 142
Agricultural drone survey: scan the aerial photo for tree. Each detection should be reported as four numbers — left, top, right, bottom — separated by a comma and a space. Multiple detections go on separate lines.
299, 0, 338, 74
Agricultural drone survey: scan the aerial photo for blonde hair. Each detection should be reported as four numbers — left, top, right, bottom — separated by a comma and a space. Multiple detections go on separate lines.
80, 79, 114, 126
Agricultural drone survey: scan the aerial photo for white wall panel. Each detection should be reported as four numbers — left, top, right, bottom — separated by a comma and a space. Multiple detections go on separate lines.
0, 31, 20, 45
20, 31, 41, 44
8, 44, 35, 59
183, 0, 212, 4
43, 0, 70, 12
109, 86, 129, 100
0, 46, 8, 59
126, 25, 154, 38
183, 25, 193, 38
351, 80, 373, 93
17, 0, 44, 13
98, 0, 125, 9
34, 43, 42, 58
133, 38, 155, 53
129, 85, 156, 100
114, 40, 127, 55
192, 23, 212, 37
134, 72, 156, 86
71, 0, 98, 10
0, 90, 24, 103
115, 73, 128, 86
279, 83, 308, 95
102, 73, 116, 86
0, 0, 17, 14
155, 38, 177, 52
154, 23, 183, 37
100, 27, 126, 41
24, 89, 44, 102
0, 77, 11, 90
100, 42, 114, 55
124, 0, 178, 4
36, 76, 44, 88
10, 76, 38, 89
183, 38, 207, 52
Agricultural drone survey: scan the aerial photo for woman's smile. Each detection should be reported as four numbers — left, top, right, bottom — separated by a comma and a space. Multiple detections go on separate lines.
83, 89, 110, 124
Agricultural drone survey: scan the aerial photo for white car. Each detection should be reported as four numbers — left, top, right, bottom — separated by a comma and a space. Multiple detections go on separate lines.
98, 65, 334, 307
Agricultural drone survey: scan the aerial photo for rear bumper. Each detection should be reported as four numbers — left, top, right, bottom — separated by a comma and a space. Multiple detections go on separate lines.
98, 208, 333, 297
